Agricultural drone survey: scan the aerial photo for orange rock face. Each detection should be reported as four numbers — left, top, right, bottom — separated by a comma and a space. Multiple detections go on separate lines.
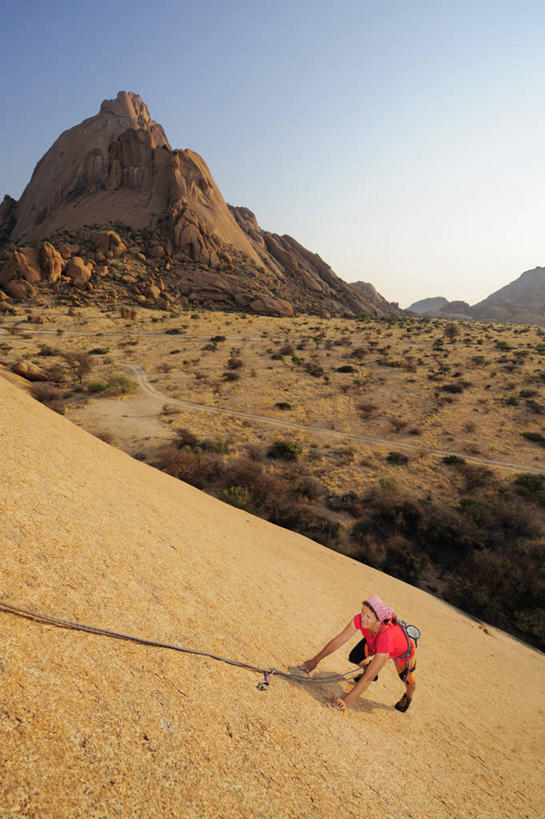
65, 256, 93, 287
2, 91, 402, 319
38, 242, 64, 283
0, 247, 41, 286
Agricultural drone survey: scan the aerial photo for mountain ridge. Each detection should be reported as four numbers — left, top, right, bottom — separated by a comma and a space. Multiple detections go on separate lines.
0, 92, 400, 319
408, 267, 545, 324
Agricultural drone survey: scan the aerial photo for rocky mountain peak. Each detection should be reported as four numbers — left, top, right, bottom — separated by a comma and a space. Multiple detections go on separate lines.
2, 92, 401, 318
97, 91, 171, 148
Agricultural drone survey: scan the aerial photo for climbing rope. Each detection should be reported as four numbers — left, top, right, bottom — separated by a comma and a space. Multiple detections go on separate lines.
0, 601, 361, 690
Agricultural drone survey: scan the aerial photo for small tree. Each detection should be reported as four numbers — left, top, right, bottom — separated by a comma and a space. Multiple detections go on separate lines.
444, 323, 459, 341
62, 351, 93, 385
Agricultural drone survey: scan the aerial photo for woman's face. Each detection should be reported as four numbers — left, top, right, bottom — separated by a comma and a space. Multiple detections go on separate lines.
360, 604, 380, 631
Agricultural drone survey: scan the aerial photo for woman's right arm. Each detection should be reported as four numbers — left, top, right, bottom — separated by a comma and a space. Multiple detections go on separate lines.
301, 620, 357, 672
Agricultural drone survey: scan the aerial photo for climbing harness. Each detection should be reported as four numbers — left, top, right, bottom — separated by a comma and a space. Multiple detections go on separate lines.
0, 601, 361, 691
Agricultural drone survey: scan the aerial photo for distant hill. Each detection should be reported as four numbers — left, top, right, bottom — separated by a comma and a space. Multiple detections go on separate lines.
409, 267, 545, 325
472, 266, 545, 324
407, 296, 449, 315
0, 91, 400, 319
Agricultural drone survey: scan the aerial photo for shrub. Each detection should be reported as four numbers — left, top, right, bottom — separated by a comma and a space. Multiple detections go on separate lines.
522, 431, 545, 447
223, 371, 241, 381
30, 383, 65, 414
275, 401, 292, 410
227, 357, 244, 370
158, 447, 223, 489
386, 451, 409, 465
105, 373, 138, 395
326, 491, 363, 517
175, 428, 200, 449
526, 399, 545, 414
87, 381, 108, 393
336, 364, 356, 373
88, 347, 109, 355
459, 465, 495, 492
290, 512, 345, 550
359, 403, 377, 419
442, 455, 466, 465
513, 473, 545, 493
389, 417, 407, 432
210, 335, 226, 342
219, 485, 253, 510
267, 439, 303, 461
201, 438, 230, 454
304, 361, 324, 377
165, 328, 183, 335
444, 323, 459, 341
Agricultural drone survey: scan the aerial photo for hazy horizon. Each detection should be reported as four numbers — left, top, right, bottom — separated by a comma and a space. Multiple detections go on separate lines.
2, 0, 544, 308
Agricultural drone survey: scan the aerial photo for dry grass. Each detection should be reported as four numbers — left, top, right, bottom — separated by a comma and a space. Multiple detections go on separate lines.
3, 307, 545, 498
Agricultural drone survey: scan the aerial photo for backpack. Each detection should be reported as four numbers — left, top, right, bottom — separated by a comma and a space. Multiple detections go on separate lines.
396, 618, 421, 682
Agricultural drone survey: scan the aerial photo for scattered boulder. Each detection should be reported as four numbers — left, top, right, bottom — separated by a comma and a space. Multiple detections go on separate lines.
39, 241, 64, 283
0, 247, 41, 287
57, 242, 75, 259
249, 295, 295, 317
149, 244, 165, 258
145, 283, 161, 300
92, 230, 128, 257
5, 279, 37, 300
12, 359, 49, 381
120, 307, 137, 320
65, 256, 93, 287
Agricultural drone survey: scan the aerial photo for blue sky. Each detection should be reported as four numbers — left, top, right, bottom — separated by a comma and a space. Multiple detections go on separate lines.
1, 0, 544, 307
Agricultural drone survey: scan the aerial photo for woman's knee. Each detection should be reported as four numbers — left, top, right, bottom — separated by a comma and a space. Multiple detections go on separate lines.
349, 638, 368, 665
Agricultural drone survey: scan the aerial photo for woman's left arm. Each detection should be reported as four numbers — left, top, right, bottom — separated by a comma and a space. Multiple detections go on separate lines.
333, 652, 389, 709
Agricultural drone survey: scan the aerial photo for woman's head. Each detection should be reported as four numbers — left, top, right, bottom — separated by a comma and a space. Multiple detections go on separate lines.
362, 595, 394, 624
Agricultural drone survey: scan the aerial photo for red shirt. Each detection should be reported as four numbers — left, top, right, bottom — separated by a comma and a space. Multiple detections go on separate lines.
353, 614, 414, 661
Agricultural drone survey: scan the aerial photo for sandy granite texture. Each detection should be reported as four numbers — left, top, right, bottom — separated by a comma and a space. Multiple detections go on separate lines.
1, 373, 544, 818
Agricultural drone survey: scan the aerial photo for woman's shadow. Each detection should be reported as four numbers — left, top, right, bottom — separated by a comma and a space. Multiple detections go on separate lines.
282, 665, 393, 713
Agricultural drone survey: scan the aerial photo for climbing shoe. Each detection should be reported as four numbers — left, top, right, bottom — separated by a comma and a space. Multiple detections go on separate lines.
394, 694, 412, 712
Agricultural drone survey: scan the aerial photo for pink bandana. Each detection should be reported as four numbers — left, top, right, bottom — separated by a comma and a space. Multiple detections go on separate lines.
365, 595, 394, 622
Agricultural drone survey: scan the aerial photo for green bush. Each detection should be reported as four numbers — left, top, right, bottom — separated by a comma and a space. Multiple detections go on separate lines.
105, 373, 138, 395
219, 485, 253, 510
87, 381, 108, 393
267, 440, 303, 461
442, 455, 466, 465
513, 473, 545, 496
386, 451, 409, 465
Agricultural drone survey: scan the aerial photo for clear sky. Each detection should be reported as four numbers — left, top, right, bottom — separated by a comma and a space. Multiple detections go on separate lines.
1, 0, 544, 307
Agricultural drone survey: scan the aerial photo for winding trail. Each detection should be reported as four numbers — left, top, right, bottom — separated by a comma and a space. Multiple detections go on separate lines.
126, 364, 545, 475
